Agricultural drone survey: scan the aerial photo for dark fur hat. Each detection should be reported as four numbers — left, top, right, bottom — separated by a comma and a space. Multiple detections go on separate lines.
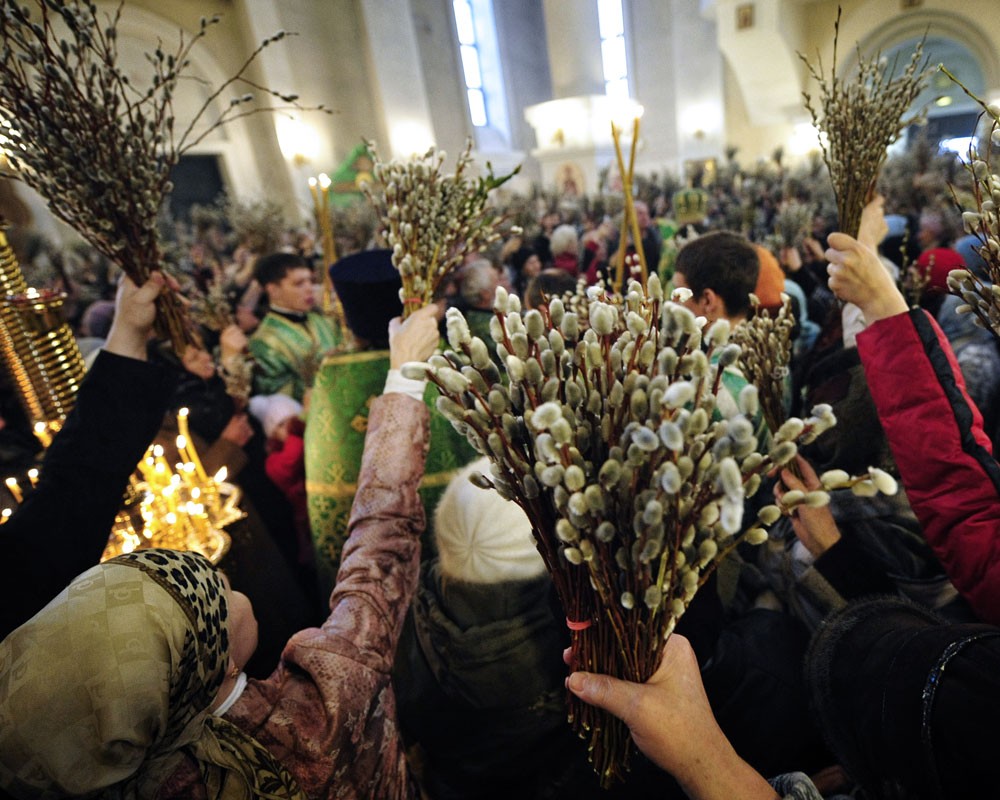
806, 596, 1000, 799
328, 249, 402, 349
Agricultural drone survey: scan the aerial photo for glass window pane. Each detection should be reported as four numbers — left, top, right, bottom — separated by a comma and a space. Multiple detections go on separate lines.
598, 0, 624, 38
602, 36, 627, 81
606, 77, 629, 100
461, 45, 483, 88
468, 89, 487, 127
453, 0, 475, 45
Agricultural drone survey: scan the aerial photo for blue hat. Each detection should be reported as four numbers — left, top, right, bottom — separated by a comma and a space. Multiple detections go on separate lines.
884, 214, 908, 239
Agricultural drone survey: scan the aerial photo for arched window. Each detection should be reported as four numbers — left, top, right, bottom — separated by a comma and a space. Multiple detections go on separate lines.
452, 0, 510, 148
598, 0, 629, 99
454, 0, 488, 126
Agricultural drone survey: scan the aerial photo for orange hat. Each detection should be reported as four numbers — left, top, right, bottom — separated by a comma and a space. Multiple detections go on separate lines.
752, 245, 785, 311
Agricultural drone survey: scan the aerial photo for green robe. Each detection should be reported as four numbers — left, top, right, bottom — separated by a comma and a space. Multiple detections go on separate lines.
249, 311, 340, 401
305, 349, 478, 600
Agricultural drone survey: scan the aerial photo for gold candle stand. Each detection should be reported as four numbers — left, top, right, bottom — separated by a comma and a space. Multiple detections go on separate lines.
0, 229, 86, 444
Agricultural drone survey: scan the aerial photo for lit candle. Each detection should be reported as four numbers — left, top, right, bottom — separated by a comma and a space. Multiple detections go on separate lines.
610, 123, 629, 292
308, 176, 321, 218
5, 477, 22, 504
177, 408, 209, 482
26, 468, 38, 488
316, 172, 338, 313
32, 422, 52, 449
625, 116, 648, 286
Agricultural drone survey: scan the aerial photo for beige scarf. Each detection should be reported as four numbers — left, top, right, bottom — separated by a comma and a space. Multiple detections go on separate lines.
0, 549, 306, 799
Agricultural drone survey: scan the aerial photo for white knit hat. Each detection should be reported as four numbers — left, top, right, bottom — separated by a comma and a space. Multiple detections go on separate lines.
248, 393, 303, 439
434, 457, 546, 583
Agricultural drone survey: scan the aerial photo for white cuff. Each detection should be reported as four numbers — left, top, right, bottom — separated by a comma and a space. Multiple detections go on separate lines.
384, 368, 426, 401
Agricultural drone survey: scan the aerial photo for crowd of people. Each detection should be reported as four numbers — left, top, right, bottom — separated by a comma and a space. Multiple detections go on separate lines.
0, 138, 999, 799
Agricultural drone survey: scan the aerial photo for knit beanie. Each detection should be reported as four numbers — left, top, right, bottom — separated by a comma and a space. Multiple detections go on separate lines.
248, 393, 303, 439
434, 457, 546, 583
916, 246, 966, 296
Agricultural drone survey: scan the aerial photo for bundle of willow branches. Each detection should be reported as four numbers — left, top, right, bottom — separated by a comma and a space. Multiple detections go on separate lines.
731, 293, 795, 437
774, 200, 816, 249
186, 279, 254, 409
800, 9, 931, 237
363, 139, 517, 316
941, 67, 1000, 337
404, 276, 836, 785
0, 0, 323, 350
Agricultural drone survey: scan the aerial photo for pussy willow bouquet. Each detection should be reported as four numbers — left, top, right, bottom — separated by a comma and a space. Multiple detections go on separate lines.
363, 139, 518, 316
187, 278, 255, 408
800, 8, 931, 237
732, 293, 898, 506
732, 293, 795, 437
403, 276, 836, 785
768, 200, 815, 253
188, 277, 235, 334
941, 68, 1000, 337
0, 1, 323, 350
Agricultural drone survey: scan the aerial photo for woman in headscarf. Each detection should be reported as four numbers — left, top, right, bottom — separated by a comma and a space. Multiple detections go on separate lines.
0, 304, 442, 800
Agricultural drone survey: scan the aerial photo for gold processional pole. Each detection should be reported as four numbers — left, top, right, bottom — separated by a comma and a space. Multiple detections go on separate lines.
309, 173, 353, 348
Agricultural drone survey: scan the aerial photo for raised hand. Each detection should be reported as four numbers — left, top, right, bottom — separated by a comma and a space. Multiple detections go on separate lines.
825, 232, 907, 324
388, 303, 442, 369
104, 271, 175, 361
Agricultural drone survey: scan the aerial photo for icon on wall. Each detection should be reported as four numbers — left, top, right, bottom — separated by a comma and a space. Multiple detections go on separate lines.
736, 3, 754, 30
554, 161, 585, 197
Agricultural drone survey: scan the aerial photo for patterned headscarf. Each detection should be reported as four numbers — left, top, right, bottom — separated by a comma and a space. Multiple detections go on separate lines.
0, 549, 306, 799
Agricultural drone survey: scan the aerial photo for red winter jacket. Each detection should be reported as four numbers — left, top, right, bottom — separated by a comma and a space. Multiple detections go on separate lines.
857, 309, 1000, 625
265, 417, 311, 565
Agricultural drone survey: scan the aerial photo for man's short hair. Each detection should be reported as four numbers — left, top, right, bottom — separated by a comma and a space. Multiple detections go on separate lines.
675, 231, 760, 318
524, 269, 577, 309
255, 251, 309, 287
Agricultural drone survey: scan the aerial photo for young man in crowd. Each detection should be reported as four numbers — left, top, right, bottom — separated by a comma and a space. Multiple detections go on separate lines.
249, 252, 340, 402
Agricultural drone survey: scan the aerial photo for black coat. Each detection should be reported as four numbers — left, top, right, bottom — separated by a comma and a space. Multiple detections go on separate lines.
0, 351, 172, 640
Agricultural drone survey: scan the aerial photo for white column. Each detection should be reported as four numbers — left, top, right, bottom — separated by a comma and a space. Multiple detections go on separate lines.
359, 0, 437, 157
542, 0, 605, 98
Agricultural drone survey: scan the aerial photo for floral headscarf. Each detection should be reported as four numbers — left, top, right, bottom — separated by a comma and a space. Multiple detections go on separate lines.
0, 549, 305, 799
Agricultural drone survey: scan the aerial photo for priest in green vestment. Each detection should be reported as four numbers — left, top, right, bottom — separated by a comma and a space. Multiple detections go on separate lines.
249, 252, 341, 402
